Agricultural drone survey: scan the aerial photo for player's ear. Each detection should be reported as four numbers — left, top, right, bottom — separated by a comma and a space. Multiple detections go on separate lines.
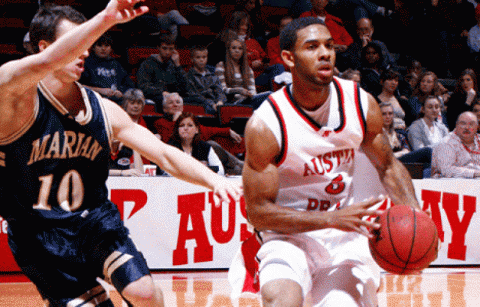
281, 50, 294, 70
38, 40, 51, 52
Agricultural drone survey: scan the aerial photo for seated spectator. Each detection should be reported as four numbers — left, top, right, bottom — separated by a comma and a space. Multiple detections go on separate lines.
223, 11, 270, 81
109, 89, 149, 176
215, 38, 257, 105
299, 0, 353, 52
407, 71, 447, 126
80, 34, 134, 105
266, 15, 293, 67
359, 41, 389, 97
340, 68, 361, 82
186, 46, 227, 115
467, 5, 480, 58
380, 102, 432, 177
472, 100, 480, 131
407, 95, 449, 151
168, 112, 225, 175
234, 0, 267, 45
432, 111, 480, 178
376, 69, 407, 129
152, 93, 244, 175
446, 69, 478, 130
136, 34, 190, 112
338, 17, 394, 71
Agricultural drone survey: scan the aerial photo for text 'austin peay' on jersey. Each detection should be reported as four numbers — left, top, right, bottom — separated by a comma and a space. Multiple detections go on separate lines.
255, 77, 369, 213
0, 82, 114, 232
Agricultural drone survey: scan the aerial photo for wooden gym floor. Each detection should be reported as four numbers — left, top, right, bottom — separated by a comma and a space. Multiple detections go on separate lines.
1, 267, 480, 306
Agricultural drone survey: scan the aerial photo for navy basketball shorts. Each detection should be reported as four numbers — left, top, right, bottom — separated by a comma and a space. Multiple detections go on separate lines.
8, 203, 150, 306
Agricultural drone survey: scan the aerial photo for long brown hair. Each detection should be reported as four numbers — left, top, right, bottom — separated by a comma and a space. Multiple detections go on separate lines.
412, 71, 441, 101
224, 38, 251, 90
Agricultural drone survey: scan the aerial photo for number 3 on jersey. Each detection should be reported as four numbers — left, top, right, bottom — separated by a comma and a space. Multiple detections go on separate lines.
325, 174, 345, 195
33, 170, 84, 212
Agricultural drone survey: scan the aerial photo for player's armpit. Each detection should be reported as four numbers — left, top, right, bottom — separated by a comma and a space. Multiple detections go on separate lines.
361, 95, 420, 209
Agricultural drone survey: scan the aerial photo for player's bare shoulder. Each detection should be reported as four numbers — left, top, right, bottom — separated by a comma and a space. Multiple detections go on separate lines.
244, 114, 280, 170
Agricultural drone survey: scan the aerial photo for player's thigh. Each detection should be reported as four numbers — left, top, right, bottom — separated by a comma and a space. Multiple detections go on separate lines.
100, 234, 151, 294
261, 278, 303, 307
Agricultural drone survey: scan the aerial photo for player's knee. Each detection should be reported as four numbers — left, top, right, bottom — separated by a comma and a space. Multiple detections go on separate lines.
261, 279, 303, 307
121, 276, 161, 304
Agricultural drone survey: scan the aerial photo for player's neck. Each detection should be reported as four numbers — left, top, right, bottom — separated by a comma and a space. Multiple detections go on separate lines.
42, 75, 86, 116
290, 82, 330, 111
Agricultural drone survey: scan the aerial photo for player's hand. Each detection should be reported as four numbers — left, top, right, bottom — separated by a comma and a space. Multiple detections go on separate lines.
328, 196, 384, 237
104, 0, 149, 25
211, 177, 243, 207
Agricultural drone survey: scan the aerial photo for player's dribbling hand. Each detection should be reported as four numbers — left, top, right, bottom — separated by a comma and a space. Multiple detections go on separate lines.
104, 0, 149, 24
212, 178, 243, 208
329, 196, 384, 238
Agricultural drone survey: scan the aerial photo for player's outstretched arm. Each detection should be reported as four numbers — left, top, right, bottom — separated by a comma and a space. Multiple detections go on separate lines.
103, 99, 242, 204
361, 94, 421, 209
0, 0, 148, 99
243, 115, 382, 236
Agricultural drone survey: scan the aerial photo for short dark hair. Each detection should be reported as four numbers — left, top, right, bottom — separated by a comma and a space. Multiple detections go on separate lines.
380, 69, 401, 82
94, 33, 113, 48
279, 17, 325, 51
190, 45, 208, 57
157, 33, 175, 47
29, 4, 87, 54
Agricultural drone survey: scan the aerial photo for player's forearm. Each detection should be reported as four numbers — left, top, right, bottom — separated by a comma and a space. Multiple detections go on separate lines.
155, 145, 224, 189
247, 202, 332, 234
42, 12, 116, 70
381, 159, 420, 209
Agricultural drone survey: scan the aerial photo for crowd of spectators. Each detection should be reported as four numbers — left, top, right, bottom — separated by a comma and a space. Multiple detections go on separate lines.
11, 0, 480, 179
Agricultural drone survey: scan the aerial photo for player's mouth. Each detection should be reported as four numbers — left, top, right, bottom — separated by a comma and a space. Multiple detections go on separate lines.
317, 63, 333, 78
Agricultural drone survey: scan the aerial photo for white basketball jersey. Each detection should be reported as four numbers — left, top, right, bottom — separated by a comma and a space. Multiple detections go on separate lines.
255, 77, 369, 212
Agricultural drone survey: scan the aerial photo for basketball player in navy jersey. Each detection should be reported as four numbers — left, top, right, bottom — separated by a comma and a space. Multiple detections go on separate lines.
0, 1, 241, 306
233, 17, 425, 306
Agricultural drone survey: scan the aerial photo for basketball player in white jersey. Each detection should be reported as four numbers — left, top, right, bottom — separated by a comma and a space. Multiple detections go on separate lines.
238, 17, 422, 307
0, 1, 241, 306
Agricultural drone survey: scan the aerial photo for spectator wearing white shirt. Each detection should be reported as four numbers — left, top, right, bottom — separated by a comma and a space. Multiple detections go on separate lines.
432, 111, 480, 178
407, 95, 449, 151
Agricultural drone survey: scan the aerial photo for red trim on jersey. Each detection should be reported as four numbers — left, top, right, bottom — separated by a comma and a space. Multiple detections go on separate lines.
353, 82, 366, 138
333, 78, 347, 133
269, 94, 288, 166
284, 87, 322, 131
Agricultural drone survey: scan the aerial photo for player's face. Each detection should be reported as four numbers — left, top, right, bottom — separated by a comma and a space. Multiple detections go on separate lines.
178, 117, 199, 142
191, 50, 208, 70
381, 105, 394, 128
125, 99, 143, 118
455, 113, 478, 143
460, 74, 474, 92
51, 19, 88, 82
229, 40, 244, 62
419, 75, 435, 94
422, 98, 440, 121
93, 43, 112, 59
383, 78, 398, 93
159, 43, 175, 62
290, 24, 335, 87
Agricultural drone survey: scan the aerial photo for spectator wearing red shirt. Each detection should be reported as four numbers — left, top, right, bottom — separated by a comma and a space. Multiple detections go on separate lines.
152, 93, 245, 175
266, 15, 293, 66
299, 0, 353, 52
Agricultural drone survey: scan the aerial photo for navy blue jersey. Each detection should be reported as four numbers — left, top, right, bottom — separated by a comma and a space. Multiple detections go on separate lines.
0, 82, 113, 229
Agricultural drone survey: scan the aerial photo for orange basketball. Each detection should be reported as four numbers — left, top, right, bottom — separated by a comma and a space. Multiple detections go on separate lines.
368, 205, 438, 274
